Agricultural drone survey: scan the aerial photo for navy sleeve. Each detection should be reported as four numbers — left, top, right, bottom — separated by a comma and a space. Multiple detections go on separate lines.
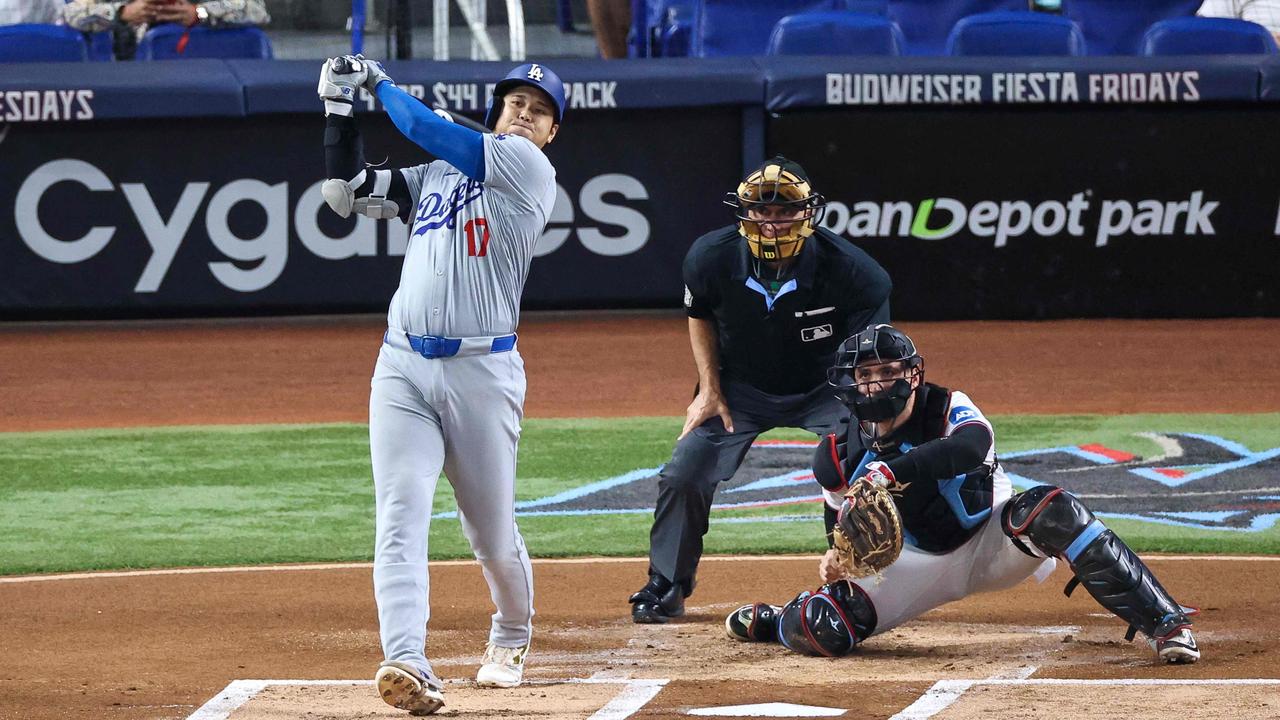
376, 81, 486, 182
682, 240, 715, 319
323, 114, 364, 180
883, 423, 992, 484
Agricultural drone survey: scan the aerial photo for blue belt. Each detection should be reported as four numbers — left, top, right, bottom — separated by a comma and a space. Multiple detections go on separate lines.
390, 331, 517, 359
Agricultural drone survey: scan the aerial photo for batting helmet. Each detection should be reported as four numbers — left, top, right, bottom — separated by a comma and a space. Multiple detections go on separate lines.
723, 156, 826, 267
827, 324, 924, 424
484, 62, 566, 129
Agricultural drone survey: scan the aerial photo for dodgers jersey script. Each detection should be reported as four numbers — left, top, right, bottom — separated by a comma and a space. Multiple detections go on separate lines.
389, 131, 557, 338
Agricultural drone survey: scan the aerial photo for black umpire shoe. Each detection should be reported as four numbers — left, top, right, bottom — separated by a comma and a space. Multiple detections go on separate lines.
629, 575, 694, 624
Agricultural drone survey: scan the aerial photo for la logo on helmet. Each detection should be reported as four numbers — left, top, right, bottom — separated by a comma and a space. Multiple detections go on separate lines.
527, 64, 544, 81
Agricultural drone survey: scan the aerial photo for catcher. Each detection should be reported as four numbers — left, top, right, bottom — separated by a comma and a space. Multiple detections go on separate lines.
725, 324, 1200, 664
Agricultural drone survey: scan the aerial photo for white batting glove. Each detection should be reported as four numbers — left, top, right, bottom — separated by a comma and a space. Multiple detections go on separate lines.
356, 54, 394, 94
317, 55, 367, 116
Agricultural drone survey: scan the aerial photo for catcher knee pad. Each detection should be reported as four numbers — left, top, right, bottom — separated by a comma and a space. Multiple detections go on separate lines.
725, 603, 782, 642
777, 581, 876, 657
1004, 486, 1191, 641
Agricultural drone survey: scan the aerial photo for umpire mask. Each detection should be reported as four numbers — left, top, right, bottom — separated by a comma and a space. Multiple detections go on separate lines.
828, 324, 924, 426
724, 156, 825, 275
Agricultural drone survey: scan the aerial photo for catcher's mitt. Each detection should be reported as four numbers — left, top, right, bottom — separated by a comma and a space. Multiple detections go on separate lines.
831, 477, 904, 579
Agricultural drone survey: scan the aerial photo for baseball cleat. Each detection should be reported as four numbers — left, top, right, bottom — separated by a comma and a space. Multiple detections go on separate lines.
476, 641, 528, 688
375, 661, 445, 715
1150, 626, 1200, 664
725, 603, 782, 642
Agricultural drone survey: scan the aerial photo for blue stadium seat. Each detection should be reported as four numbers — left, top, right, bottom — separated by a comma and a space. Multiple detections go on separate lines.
1142, 17, 1279, 55
650, 0, 695, 56
887, 0, 1024, 55
635, 0, 884, 56
136, 24, 273, 60
0, 24, 89, 62
87, 31, 114, 61
629, 0, 650, 56
946, 10, 1085, 56
692, 0, 852, 57
844, 0, 888, 12
1063, 0, 1201, 55
658, 13, 693, 56
767, 11, 906, 55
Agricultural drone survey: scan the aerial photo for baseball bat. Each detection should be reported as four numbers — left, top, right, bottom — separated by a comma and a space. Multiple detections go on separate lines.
432, 108, 491, 134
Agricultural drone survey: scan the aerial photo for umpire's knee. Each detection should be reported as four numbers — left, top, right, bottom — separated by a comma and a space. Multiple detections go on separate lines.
659, 431, 727, 494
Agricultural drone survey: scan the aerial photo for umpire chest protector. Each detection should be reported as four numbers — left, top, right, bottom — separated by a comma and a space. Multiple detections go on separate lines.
847, 383, 995, 553
682, 226, 891, 396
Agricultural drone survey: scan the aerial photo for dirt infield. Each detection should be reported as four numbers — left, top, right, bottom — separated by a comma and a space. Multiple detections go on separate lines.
1, 314, 1278, 431
1, 557, 1278, 719
0, 314, 1278, 719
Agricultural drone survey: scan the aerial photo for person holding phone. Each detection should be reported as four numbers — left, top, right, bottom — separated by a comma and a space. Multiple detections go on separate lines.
63, 0, 269, 59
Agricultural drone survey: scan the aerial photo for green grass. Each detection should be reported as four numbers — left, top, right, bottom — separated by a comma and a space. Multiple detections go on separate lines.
0, 414, 1277, 575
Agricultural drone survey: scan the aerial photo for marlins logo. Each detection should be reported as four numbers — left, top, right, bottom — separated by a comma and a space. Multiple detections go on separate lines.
527, 64, 544, 82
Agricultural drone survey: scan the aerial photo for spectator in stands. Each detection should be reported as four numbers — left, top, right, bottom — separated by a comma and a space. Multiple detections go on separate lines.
1199, 0, 1280, 44
1, 0, 65, 25
587, 0, 629, 58
63, 0, 269, 59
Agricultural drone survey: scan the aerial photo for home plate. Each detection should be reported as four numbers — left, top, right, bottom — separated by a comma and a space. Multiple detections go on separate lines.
688, 702, 846, 717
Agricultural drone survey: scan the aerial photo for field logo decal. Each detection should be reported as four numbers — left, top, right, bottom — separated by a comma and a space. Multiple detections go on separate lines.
433, 433, 1280, 531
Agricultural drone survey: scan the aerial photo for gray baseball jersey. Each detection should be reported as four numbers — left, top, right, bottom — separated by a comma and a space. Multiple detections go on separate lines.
389, 132, 557, 337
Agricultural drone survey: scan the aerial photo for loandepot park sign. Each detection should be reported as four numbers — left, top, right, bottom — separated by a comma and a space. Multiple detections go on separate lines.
436, 433, 1280, 532
818, 190, 1219, 248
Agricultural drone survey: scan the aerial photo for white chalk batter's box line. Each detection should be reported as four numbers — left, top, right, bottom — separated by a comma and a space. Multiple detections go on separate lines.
187, 677, 1280, 720
890, 678, 1280, 720
186, 677, 669, 720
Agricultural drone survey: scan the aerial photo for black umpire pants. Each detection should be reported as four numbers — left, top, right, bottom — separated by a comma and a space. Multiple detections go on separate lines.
646, 378, 845, 590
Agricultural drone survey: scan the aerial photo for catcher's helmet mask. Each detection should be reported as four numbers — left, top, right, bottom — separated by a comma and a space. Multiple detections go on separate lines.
828, 325, 924, 441
724, 155, 826, 280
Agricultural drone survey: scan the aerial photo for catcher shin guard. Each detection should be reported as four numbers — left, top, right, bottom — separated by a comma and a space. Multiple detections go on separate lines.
1003, 486, 1194, 650
777, 581, 876, 657
725, 603, 782, 642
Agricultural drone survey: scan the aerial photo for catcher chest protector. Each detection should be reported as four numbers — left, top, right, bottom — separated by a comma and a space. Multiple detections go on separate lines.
823, 382, 992, 554
777, 581, 877, 657
1002, 486, 1192, 642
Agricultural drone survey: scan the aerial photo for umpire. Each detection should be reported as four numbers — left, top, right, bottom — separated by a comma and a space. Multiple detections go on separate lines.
629, 156, 892, 623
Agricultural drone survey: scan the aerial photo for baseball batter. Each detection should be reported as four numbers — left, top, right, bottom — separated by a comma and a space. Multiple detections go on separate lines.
725, 325, 1200, 665
317, 56, 563, 715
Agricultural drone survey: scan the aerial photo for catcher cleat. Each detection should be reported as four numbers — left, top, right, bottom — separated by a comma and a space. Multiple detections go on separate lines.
629, 575, 690, 624
476, 641, 528, 688
1150, 625, 1200, 664
725, 603, 782, 642
376, 661, 445, 715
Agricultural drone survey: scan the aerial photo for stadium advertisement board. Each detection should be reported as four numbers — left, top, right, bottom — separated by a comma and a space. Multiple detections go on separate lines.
0, 112, 739, 318
771, 106, 1280, 319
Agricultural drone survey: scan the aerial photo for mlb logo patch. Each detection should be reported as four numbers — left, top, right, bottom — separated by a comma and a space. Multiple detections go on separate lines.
801, 324, 833, 342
